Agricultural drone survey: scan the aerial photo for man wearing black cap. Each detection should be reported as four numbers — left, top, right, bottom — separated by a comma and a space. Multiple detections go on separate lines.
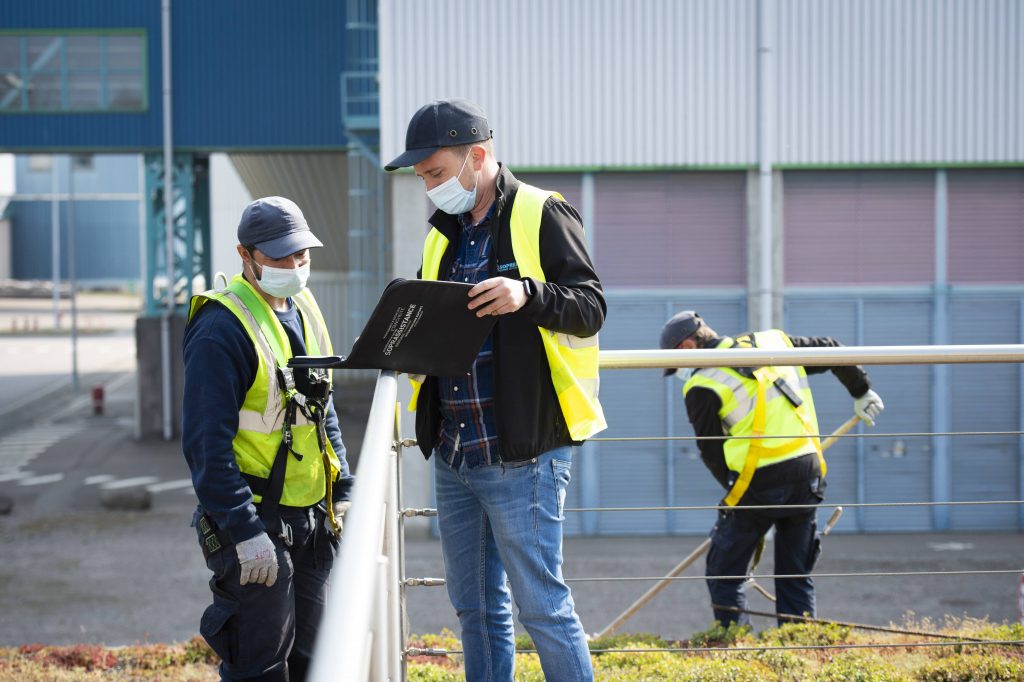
182, 196, 354, 682
386, 99, 604, 681
659, 310, 884, 628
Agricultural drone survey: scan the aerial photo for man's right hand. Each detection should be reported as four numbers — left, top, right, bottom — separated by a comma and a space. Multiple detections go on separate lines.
854, 389, 885, 427
235, 532, 279, 587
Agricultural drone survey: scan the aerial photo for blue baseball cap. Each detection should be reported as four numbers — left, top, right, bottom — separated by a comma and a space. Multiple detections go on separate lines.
384, 99, 492, 171
237, 196, 323, 259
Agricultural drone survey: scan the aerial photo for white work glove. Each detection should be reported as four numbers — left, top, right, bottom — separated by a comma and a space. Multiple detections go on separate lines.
235, 532, 279, 587
854, 389, 885, 427
326, 501, 351, 536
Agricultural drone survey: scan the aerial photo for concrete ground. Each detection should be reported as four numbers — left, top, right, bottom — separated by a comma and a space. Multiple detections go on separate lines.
0, 292, 1021, 646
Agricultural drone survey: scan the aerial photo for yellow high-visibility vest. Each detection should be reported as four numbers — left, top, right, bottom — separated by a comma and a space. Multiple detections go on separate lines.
188, 275, 342, 507
409, 183, 607, 441
683, 330, 825, 506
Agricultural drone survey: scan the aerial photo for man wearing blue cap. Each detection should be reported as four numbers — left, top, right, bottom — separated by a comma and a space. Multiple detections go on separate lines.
182, 196, 354, 682
387, 100, 605, 682
659, 310, 884, 628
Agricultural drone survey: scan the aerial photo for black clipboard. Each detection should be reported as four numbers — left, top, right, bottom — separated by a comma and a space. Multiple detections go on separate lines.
292, 278, 496, 377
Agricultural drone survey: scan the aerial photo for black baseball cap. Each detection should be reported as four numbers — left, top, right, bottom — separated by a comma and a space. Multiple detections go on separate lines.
384, 99, 492, 171
659, 310, 704, 376
237, 196, 323, 259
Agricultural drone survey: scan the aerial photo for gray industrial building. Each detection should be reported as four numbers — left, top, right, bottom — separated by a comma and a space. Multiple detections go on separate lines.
1, 0, 1020, 535
382, 0, 1024, 535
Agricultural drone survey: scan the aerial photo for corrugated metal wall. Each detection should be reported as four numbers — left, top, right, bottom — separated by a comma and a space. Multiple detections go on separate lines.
0, 0, 349, 151
0, 0, 162, 151
948, 170, 1024, 283
380, 0, 1024, 168
514, 167, 1024, 536
783, 171, 935, 285
171, 0, 348, 150
594, 173, 746, 287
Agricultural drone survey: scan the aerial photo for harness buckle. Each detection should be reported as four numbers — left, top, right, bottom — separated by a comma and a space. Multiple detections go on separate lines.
278, 367, 296, 393
279, 519, 294, 547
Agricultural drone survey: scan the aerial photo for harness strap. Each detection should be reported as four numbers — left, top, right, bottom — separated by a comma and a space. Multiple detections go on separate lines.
722, 367, 826, 507
256, 399, 299, 545
307, 401, 340, 535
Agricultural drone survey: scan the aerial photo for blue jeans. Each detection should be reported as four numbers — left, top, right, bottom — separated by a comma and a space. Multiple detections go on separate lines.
434, 446, 593, 682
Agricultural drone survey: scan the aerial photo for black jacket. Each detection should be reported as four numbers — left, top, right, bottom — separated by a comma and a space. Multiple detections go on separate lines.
415, 165, 606, 462
685, 333, 872, 490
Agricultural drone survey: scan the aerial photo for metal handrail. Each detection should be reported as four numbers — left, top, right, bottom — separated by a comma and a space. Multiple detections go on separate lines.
310, 345, 1024, 679
309, 371, 401, 682
601, 344, 1024, 370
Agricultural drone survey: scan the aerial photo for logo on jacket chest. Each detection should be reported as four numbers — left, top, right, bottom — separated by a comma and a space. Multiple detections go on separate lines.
497, 261, 519, 273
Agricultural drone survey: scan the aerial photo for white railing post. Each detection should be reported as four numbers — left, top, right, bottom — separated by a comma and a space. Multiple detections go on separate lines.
309, 371, 399, 682
387, 424, 404, 680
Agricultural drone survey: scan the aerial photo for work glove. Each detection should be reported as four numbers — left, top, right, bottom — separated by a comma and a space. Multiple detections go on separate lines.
853, 389, 885, 427
326, 501, 352, 536
235, 532, 279, 587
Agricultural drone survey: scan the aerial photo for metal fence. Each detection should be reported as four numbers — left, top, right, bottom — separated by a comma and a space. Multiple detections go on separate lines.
310, 345, 1024, 682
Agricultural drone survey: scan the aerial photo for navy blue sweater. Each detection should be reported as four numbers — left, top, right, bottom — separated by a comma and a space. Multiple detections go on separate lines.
182, 298, 354, 544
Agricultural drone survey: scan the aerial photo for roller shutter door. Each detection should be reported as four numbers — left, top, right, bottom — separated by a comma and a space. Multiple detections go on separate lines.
946, 170, 1024, 530
949, 297, 1022, 531
783, 171, 934, 285
585, 171, 747, 535
595, 294, 746, 535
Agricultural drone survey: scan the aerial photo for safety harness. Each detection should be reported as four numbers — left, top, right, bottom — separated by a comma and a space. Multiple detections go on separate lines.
243, 364, 341, 544
721, 334, 826, 507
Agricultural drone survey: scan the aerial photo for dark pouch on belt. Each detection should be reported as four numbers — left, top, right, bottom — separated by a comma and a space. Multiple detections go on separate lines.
196, 512, 227, 560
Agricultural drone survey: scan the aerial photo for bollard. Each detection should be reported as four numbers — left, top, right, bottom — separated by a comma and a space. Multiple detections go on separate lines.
91, 385, 105, 415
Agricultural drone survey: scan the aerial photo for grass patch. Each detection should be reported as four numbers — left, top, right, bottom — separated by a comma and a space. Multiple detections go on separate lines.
0, 637, 219, 681
408, 618, 1024, 682
3, 619, 1022, 681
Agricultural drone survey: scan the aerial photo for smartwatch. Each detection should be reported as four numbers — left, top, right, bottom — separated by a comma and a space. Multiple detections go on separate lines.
521, 277, 536, 301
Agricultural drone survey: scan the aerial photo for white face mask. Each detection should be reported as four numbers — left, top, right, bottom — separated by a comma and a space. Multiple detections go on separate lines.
674, 367, 695, 383
426, 151, 478, 215
252, 261, 310, 298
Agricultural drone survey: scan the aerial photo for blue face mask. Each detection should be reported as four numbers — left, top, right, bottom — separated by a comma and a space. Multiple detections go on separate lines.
426, 151, 478, 215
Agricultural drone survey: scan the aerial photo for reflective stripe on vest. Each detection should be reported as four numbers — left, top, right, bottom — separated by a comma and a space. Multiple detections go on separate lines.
682, 329, 825, 506
408, 183, 607, 441
188, 274, 341, 507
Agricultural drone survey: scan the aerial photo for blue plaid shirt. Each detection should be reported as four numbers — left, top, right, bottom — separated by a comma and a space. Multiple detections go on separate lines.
436, 203, 500, 468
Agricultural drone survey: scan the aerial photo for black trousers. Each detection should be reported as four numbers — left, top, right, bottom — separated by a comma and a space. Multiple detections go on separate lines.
705, 476, 823, 627
194, 505, 339, 682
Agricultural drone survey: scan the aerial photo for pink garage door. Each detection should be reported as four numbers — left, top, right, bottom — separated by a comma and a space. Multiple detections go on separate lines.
593, 172, 747, 287
784, 171, 935, 285
948, 169, 1024, 284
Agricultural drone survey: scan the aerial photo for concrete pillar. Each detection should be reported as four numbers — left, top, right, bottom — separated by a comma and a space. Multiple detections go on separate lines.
0, 219, 10, 279
389, 172, 433, 537
746, 169, 785, 330
135, 314, 186, 439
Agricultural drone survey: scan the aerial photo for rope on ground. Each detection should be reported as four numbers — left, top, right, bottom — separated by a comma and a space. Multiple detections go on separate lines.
708, 604, 990, 641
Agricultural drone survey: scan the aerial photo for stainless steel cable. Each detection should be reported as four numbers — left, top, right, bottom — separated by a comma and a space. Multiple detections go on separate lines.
565, 569, 1021, 583
566, 499, 1024, 513
591, 430, 1024, 442
405, 639, 1024, 658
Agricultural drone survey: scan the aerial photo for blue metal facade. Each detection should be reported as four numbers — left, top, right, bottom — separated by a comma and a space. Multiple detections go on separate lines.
8, 154, 141, 281
0, 0, 348, 151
